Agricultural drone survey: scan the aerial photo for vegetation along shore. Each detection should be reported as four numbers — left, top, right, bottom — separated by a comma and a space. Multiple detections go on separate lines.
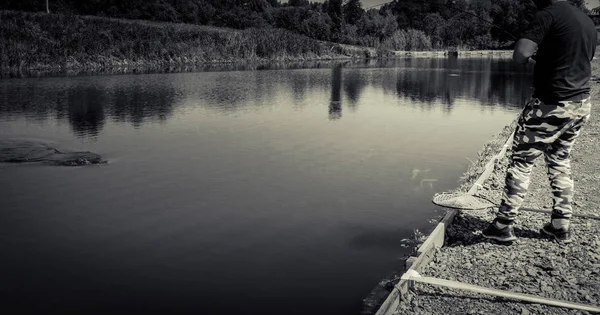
1, 0, 591, 76
0, 10, 379, 76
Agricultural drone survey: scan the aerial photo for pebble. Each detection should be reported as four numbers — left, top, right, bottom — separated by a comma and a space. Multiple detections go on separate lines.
541, 285, 553, 293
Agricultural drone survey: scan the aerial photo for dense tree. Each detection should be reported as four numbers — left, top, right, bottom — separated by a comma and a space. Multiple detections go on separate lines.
301, 11, 333, 41
289, 0, 309, 6
422, 13, 446, 48
343, 0, 363, 25
1, 0, 596, 50
357, 8, 398, 41
325, 0, 344, 37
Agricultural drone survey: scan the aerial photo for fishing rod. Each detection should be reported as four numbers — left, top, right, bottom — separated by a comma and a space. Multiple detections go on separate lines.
365, 0, 519, 41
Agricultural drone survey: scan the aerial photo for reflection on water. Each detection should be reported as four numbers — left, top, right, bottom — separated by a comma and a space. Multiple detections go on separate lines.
343, 69, 365, 109
0, 57, 530, 139
0, 57, 532, 315
110, 85, 176, 128
0, 81, 179, 138
330, 65, 343, 120
67, 86, 107, 137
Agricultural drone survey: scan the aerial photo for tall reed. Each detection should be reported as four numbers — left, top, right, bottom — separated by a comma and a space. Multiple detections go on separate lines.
0, 10, 382, 74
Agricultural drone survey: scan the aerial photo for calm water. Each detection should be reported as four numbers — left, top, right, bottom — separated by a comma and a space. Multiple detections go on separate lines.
0, 58, 532, 314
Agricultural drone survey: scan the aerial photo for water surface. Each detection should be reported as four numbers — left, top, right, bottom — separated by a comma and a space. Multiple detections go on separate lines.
0, 58, 532, 314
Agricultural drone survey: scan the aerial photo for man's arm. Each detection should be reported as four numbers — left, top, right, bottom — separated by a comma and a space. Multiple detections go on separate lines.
513, 38, 538, 65
516, 10, 552, 66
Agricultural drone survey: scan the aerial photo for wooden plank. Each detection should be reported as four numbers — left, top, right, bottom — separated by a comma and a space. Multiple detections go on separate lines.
394, 279, 410, 303
440, 209, 458, 227
374, 288, 400, 315
408, 274, 600, 313
405, 256, 418, 271
408, 247, 436, 274
417, 223, 444, 255
417, 206, 458, 256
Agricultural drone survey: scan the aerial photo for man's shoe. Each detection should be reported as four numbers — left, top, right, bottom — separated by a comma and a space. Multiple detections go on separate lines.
541, 223, 572, 243
482, 221, 517, 242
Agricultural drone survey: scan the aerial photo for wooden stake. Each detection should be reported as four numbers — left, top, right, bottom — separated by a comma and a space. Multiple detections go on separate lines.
402, 270, 600, 313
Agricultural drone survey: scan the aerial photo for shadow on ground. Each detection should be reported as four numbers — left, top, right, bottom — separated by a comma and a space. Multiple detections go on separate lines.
445, 211, 552, 247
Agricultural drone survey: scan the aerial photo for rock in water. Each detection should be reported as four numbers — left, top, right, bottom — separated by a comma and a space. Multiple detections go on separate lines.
0, 139, 106, 166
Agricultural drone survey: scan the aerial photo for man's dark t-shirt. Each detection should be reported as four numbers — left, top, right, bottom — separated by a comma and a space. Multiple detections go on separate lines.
522, 1, 597, 103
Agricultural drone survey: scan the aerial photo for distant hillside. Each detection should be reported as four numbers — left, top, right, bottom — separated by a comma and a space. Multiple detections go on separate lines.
0, 10, 381, 75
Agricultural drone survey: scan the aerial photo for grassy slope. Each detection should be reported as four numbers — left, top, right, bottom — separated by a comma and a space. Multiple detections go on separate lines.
0, 10, 379, 74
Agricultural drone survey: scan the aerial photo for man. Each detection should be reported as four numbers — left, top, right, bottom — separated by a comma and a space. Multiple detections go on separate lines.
482, 0, 597, 243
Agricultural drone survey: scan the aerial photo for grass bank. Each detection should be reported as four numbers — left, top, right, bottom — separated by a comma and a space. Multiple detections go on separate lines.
0, 10, 380, 76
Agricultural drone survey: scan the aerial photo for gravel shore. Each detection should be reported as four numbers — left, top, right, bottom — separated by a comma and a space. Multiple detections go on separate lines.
395, 61, 600, 314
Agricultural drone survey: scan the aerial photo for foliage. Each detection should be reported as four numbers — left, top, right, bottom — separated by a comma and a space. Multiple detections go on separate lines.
0, 0, 596, 50
356, 9, 398, 41
380, 29, 432, 51
0, 10, 379, 74
343, 0, 363, 25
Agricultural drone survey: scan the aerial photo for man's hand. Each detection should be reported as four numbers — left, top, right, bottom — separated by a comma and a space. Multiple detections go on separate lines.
513, 38, 538, 65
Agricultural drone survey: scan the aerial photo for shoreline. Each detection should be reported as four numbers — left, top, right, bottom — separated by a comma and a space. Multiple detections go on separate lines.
392, 50, 512, 58
371, 60, 600, 314
1, 52, 513, 79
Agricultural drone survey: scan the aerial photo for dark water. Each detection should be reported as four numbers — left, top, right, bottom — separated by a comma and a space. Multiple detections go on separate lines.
0, 58, 532, 314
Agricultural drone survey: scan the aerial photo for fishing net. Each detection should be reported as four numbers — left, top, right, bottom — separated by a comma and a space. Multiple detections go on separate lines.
431, 191, 497, 210
432, 190, 600, 219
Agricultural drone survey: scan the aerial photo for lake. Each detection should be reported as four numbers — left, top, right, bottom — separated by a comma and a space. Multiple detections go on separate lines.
0, 57, 532, 314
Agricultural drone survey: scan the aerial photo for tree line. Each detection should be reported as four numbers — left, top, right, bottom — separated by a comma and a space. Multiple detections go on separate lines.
0, 0, 590, 50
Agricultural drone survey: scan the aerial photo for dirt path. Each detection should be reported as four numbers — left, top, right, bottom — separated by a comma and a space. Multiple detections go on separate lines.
395, 61, 600, 314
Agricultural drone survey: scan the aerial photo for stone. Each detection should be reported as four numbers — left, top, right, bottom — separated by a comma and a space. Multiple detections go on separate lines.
541, 285, 553, 293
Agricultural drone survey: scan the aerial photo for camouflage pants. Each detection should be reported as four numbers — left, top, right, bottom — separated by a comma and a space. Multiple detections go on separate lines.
497, 96, 592, 224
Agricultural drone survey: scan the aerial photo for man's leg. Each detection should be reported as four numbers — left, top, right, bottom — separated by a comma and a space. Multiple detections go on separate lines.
495, 112, 547, 224
496, 144, 543, 223
483, 97, 567, 241
541, 99, 591, 242
545, 116, 588, 219
482, 98, 545, 241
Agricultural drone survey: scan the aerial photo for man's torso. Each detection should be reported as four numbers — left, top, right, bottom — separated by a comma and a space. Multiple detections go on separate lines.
530, 2, 597, 103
